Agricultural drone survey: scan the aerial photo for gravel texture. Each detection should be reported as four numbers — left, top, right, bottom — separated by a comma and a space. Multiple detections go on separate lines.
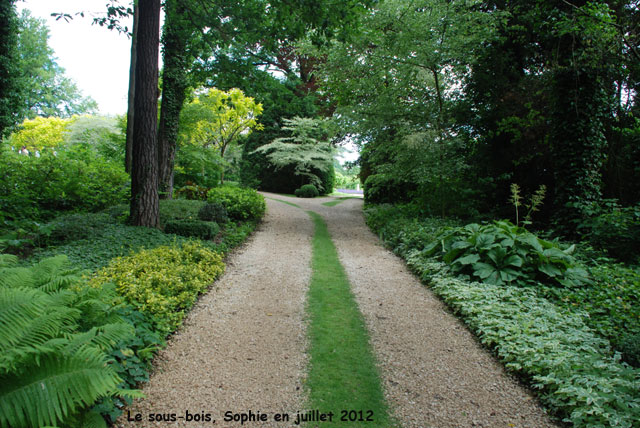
116, 197, 313, 427
117, 192, 561, 428
286, 194, 561, 428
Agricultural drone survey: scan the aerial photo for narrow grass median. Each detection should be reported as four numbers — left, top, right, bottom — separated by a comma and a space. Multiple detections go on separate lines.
304, 211, 395, 427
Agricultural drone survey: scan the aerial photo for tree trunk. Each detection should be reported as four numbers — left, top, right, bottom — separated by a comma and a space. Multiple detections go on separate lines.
158, 0, 190, 199
124, 0, 139, 173
129, 0, 161, 227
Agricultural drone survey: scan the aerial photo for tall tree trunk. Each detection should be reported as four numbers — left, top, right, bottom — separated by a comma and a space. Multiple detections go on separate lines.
0, 0, 19, 138
158, 0, 190, 199
124, 1, 139, 173
129, 0, 161, 227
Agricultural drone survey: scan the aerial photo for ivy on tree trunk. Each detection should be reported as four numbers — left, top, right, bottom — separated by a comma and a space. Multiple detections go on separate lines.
158, 0, 191, 199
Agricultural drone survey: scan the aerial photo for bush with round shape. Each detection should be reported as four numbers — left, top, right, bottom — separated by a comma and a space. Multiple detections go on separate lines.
207, 187, 265, 221
198, 202, 229, 223
295, 184, 319, 198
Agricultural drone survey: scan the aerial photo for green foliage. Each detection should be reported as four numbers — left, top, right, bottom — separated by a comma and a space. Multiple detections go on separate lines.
364, 174, 407, 205
423, 220, 589, 287
0, 144, 129, 223
174, 183, 211, 200
0, 255, 137, 428
46, 213, 114, 245
7, 116, 71, 152
365, 204, 640, 427
164, 220, 219, 240
574, 200, 640, 262
158, 199, 206, 222
198, 202, 228, 223
29, 220, 194, 273
174, 144, 222, 189
541, 262, 640, 368
89, 242, 225, 335
207, 186, 265, 221
252, 117, 334, 193
16, 10, 97, 119
295, 184, 319, 198
419, 263, 640, 428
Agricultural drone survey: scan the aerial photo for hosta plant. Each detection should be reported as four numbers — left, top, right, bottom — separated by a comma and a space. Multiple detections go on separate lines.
423, 220, 589, 287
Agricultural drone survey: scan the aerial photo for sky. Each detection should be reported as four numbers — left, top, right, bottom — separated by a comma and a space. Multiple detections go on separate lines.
17, 0, 135, 116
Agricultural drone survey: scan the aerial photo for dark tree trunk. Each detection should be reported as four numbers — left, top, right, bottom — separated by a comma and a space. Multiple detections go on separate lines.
124, 1, 139, 174
0, 0, 19, 138
129, 0, 161, 227
158, 0, 190, 199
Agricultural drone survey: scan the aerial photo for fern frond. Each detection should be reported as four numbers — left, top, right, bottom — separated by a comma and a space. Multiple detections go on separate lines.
77, 409, 108, 428
65, 323, 134, 354
0, 267, 37, 289
0, 349, 122, 428
0, 254, 18, 268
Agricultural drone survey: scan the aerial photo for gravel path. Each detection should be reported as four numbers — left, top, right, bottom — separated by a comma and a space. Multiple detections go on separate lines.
116, 192, 561, 428
116, 198, 313, 427
282, 194, 561, 428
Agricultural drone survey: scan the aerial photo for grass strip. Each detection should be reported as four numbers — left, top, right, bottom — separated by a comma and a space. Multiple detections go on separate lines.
304, 211, 395, 427
265, 196, 302, 209
322, 197, 359, 207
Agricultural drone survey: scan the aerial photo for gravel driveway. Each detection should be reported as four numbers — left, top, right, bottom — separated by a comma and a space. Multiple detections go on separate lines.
116, 193, 560, 428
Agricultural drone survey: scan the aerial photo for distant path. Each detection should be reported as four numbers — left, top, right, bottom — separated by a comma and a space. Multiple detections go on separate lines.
286, 193, 560, 428
116, 197, 313, 427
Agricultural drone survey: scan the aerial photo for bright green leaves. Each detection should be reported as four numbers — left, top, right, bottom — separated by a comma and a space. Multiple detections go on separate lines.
425, 220, 588, 287
180, 87, 263, 154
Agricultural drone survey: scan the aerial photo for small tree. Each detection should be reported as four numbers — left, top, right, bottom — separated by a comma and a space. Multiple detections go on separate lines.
180, 88, 263, 185
253, 117, 334, 193
8, 116, 72, 152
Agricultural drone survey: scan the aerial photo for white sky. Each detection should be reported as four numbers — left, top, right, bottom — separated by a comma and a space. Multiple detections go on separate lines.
17, 0, 135, 116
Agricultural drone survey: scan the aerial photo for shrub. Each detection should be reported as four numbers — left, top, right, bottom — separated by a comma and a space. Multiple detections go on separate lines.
198, 202, 229, 223
174, 183, 210, 201
295, 184, 319, 198
46, 212, 115, 244
0, 145, 129, 222
89, 242, 225, 335
158, 199, 206, 223
164, 219, 219, 240
576, 200, 640, 262
207, 187, 265, 221
423, 220, 589, 287
364, 173, 408, 204
0, 254, 137, 428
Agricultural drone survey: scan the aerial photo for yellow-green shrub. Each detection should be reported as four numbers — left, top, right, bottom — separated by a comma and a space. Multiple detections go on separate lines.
89, 242, 225, 335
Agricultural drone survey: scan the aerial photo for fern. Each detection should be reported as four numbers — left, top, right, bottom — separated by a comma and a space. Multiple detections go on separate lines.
0, 254, 137, 428
0, 349, 122, 428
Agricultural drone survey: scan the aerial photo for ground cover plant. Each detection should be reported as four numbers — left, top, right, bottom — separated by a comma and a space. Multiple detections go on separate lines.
89, 242, 225, 336
365, 203, 640, 428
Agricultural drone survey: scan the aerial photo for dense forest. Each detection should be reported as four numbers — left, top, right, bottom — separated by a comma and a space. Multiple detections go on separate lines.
1, 0, 639, 427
